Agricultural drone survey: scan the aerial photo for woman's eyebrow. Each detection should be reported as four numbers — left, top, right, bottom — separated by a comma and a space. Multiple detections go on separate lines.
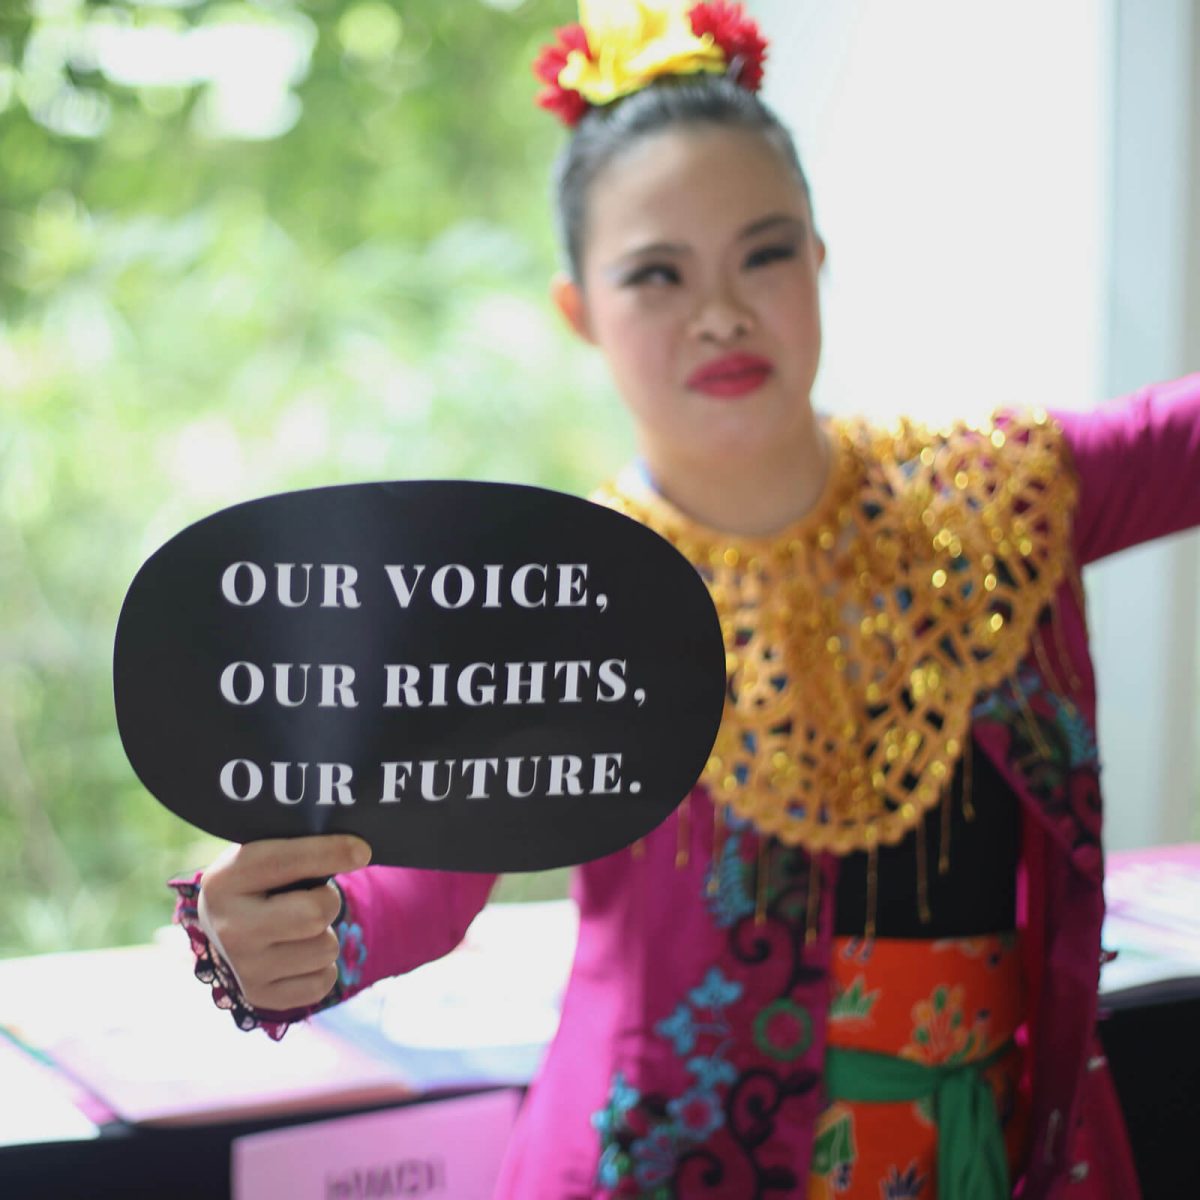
603, 240, 691, 276
738, 213, 806, 240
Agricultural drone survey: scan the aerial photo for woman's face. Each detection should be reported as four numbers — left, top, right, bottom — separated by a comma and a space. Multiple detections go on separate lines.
555, 124, 825, 478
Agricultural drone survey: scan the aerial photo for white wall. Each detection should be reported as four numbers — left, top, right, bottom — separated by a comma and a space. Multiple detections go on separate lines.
755, 0, 1200, 846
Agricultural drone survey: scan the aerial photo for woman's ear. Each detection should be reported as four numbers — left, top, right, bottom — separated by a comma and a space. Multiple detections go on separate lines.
550, 272, 595, 344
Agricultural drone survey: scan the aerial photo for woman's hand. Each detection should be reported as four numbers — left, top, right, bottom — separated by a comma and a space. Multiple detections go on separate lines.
196, 835, 372, 1012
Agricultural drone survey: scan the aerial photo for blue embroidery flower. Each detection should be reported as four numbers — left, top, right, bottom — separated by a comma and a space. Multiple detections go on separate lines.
631, 1128, 676, 1188
686, 1055, 737, 1089
591, 1070, 640, 1138
596, 1142, 625, 1189
1049, 692, 1098, 767
704, 834, 755, 929
335, 920, 366, 989
688, 966, 743, 1012
667, 1086, 725, 1142
655, 1003, 698, 1055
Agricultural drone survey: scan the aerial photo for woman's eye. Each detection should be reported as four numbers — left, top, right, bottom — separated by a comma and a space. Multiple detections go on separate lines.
745, 243, 797, 269
623, 263, 681, 287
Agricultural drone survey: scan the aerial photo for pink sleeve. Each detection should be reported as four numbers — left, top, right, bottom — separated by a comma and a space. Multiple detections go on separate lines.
1051, 372, 1200, 566
333, 864, 498, 991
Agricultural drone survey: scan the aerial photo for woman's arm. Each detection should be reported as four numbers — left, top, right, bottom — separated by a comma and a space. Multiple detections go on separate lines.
1052, 371, 1200, 566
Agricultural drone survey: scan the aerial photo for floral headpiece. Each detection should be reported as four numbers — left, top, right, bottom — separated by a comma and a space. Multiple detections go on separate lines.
533, 0, 769, 127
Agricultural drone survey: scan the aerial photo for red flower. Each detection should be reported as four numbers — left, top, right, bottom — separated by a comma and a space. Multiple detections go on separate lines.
688, 1, 769, 91
532, 23, 594, 127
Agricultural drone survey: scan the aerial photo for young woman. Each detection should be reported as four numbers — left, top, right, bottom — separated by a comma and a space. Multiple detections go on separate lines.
175, 3, 1200, 1196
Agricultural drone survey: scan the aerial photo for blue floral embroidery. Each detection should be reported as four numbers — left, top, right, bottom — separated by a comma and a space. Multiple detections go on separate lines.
334, 919, 367, 989
666, 1086, 725, 1141
704, 828, 756, 928
630, 1128, 676, 1188
686, 1055, 737, 1090
655, 1003, 699, 1056
591, 844, 821, 1194
688, 965, 744, 1010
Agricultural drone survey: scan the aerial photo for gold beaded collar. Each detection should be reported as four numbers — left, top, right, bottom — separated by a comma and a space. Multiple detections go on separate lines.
593, 408, 1077, 856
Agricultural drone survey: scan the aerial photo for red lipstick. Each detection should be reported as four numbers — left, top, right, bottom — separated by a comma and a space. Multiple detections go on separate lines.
686, 353, 774, 398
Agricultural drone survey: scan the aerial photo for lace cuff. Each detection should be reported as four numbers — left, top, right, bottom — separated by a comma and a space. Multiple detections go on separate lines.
168, 871, 363, 1040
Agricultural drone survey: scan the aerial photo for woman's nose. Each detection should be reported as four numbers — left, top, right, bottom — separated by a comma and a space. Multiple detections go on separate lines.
688, 289, 752, 343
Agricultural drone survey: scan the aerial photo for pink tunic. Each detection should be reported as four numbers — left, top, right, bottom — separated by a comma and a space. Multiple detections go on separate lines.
174, 373, 1200, 1199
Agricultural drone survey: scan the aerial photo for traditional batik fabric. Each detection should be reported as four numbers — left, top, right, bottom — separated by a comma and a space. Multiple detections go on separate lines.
808, 935, 1029, 1199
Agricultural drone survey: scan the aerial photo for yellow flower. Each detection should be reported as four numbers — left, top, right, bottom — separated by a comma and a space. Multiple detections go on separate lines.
561, 0, 728, 107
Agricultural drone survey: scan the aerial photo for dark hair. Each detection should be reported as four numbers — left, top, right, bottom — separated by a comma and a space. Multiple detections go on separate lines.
553, 74, 814, 282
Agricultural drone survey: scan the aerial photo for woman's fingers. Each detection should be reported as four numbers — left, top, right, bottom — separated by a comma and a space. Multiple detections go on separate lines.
196, 835, 371, 1008
213, 880, 343, 958
236, 928, 343, 1010
258, 928, 342, 983
243, 964, 342, 1013
208, 836, 371, 897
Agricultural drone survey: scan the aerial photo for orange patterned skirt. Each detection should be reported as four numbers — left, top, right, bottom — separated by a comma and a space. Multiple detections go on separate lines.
808, 935, 1029, 1199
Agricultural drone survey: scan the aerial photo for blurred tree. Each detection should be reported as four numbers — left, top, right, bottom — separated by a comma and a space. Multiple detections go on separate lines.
0, 0, 626, 954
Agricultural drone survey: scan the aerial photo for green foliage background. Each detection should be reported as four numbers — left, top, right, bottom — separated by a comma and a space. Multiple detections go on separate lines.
0, 0, 628, 956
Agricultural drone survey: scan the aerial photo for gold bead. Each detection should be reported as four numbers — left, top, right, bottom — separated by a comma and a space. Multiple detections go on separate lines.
723, 547, 740, 567
932, 569, 948, 589
990, 429, 1006, 448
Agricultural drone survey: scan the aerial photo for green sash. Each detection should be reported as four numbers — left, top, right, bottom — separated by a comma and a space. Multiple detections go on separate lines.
824, 1041, 1012, 1199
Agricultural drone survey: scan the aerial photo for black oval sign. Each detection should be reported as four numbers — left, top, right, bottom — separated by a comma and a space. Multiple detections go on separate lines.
113, 481, 725, 871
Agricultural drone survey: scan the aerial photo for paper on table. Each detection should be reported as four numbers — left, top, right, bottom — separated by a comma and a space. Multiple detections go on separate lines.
0, 938, 412, 1127
0, 1034, 100, 1147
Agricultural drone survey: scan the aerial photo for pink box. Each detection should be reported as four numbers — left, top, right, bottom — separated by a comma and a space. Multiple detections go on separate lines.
231, 1088, 522, 1200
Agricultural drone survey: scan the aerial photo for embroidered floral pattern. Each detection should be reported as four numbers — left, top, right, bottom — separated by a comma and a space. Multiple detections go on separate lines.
973, 654, 1103, 864
703, 815, 756, 928
592, 834, 823, 1197
753, 999, 813, 1061
335, 918, 367, 988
